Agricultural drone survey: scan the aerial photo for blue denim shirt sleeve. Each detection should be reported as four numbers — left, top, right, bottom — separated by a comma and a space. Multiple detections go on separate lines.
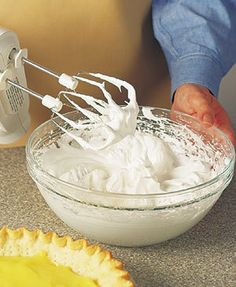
152, 0, 236, 96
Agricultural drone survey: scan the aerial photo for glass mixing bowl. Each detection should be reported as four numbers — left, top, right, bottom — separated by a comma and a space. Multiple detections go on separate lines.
26, 108, 235, 247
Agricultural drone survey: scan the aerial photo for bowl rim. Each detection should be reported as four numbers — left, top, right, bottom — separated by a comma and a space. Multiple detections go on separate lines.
25, 107, 235, 199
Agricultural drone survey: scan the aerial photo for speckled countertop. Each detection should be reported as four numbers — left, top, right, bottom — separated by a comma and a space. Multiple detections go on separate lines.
0, 147, 235, 287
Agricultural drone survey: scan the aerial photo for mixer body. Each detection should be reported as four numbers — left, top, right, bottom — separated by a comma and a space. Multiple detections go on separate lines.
0, 27, 30, 144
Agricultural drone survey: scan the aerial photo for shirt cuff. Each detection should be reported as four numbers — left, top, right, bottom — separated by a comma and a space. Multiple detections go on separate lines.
170, 54, 223, 97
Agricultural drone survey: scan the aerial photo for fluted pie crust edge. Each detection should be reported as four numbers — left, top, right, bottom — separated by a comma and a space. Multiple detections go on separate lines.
0, 226, 134, 287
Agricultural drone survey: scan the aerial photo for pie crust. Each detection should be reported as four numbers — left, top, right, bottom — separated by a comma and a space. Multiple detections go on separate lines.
0, 226, 134, 287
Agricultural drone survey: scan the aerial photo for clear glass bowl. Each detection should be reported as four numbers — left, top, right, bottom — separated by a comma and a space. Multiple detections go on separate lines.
26, 108, 235, 246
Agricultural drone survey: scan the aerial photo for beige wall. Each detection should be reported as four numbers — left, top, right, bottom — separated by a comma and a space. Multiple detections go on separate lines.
0, 0, 170, 147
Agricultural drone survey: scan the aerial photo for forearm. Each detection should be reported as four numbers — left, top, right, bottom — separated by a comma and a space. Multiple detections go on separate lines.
152, 0, 236, 96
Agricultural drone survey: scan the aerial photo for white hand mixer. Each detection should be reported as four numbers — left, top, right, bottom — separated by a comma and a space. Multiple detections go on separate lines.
0, 27, 138, 148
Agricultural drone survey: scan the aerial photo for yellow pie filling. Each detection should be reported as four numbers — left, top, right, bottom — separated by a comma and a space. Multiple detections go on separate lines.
0, 253, 98, 287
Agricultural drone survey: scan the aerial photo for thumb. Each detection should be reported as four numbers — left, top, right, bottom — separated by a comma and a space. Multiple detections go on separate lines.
190, 95, 215, 126
202, 112, 215, 126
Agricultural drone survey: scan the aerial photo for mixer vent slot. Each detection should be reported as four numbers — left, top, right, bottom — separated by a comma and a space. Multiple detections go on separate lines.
6, 77, 24, 112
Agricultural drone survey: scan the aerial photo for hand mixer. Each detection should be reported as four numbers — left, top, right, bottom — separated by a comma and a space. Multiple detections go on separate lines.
0, 27, 138, 148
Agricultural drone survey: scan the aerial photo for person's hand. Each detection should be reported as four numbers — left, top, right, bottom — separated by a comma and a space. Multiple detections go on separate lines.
172, 83, 236, 145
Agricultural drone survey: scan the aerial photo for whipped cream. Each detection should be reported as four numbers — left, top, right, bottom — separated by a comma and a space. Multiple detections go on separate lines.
40, 74, 221, 194
42, 128, 215, 193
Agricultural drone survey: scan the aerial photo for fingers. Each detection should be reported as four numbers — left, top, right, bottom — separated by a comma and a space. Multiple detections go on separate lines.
219, 125, 236, 145
213, 106, 236, 145
172, 83, 236, 146
173, 84, 215, 126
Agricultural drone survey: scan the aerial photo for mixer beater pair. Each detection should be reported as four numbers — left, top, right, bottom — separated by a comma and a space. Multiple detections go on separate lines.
0, 27, 138, 148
